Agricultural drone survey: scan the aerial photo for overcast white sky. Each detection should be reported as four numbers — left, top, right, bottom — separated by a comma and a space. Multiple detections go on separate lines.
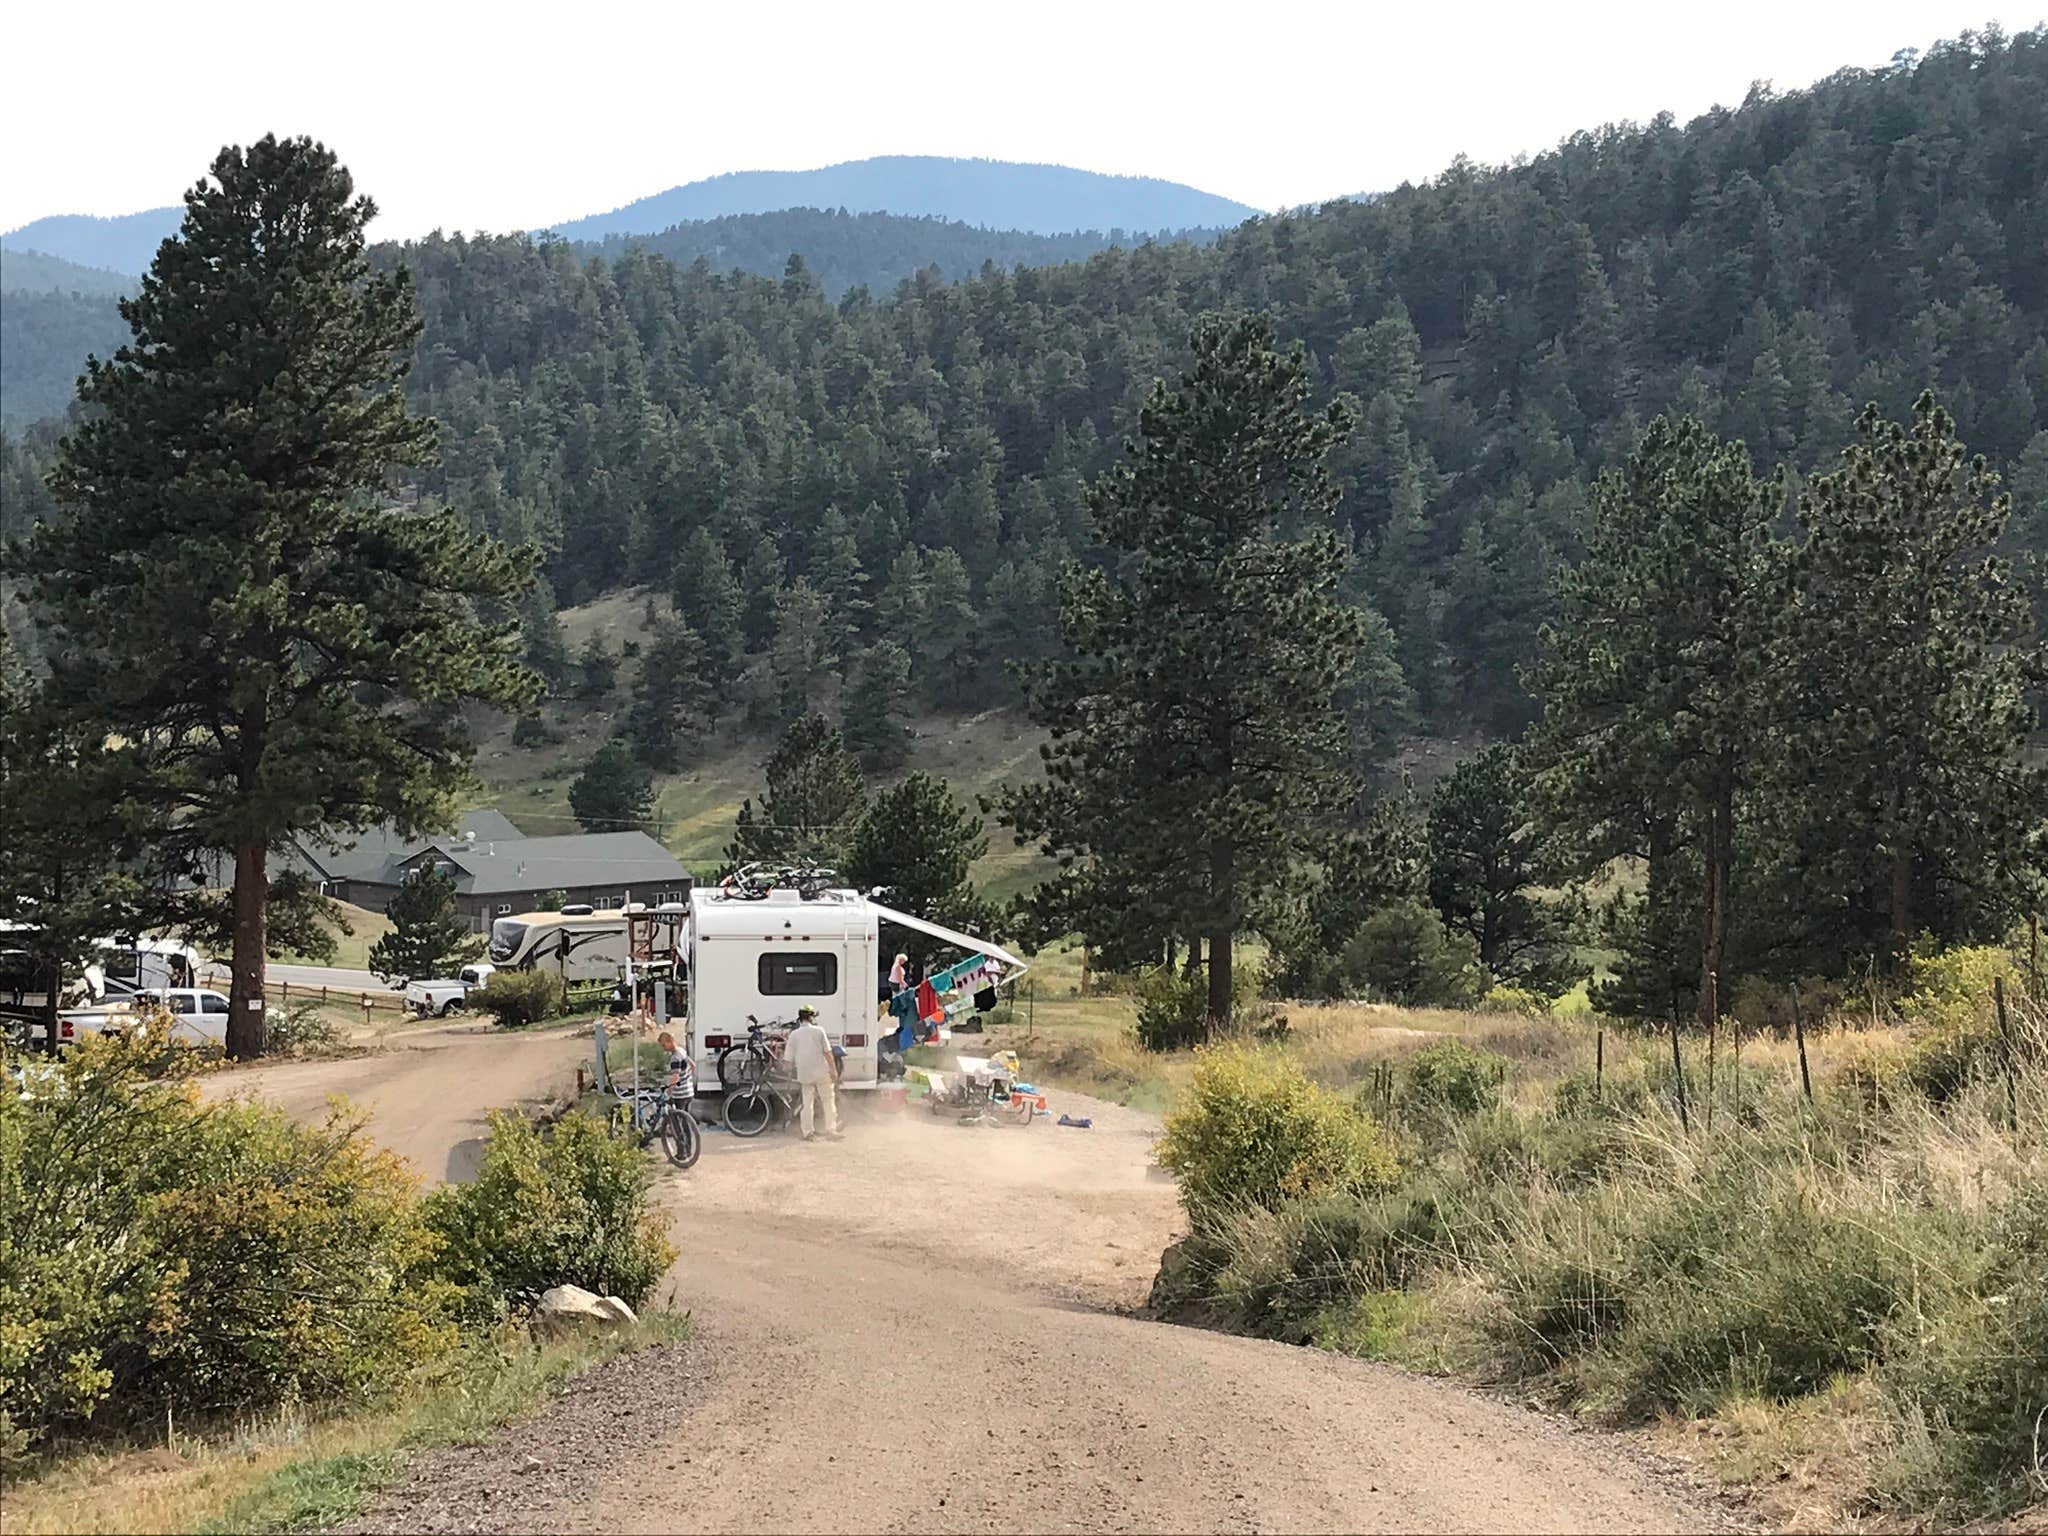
1, 1, 2029, 238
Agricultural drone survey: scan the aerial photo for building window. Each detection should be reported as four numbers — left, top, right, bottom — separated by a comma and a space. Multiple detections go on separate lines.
595, 895, 618, 910
758, 952, 838, 996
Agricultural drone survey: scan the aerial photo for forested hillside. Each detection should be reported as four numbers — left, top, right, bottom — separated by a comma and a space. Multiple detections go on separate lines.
0, 248, 132, 296
5, 33, 2045, 738
572, 207, 1220, 298
390, 32, 2045, 745
549, 155, 1260, 239
0, 290, 128, 428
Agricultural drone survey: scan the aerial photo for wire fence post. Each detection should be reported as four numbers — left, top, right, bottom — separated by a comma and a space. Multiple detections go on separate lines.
1994, 975, 2018, 1132
1667, 991, 1690, 1133
1595, 1027, 1604, 1102
1791, 983, 1814, 1105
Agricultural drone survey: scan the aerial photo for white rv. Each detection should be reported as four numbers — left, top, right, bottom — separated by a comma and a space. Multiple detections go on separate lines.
678, 882, 1023, 1093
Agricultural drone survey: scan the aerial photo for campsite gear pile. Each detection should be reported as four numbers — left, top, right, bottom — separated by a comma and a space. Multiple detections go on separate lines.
913, 1050, 1048, 1127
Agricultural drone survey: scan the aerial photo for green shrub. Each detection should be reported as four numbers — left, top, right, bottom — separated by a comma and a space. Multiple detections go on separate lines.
1400, 1039, 1504, 1116
471, 968, 565, 1028
0, 1028, 450, 1465
423, 1109, 677, 1324
1133, 968, 1211, 1052
1156, 1045, 1399, 1229
1340, 900, 1485, 1007
269, 1000, 347, 1055
1132, 963, 1267, 1052
1484, 984, 1549, 1017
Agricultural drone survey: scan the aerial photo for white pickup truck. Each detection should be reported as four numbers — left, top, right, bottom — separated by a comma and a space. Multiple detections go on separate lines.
404, 964, 496, 1018
33, 987, 234, 1049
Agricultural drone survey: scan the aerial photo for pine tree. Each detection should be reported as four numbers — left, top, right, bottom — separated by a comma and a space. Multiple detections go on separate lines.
569, 740, 654, 832
1764, 392, 2048, 968
624, 616, 714, 770
19, 137, 537, 1058
1000, 313, 1368, 1027
845, 772, 996, 966
726, 713, 866, 868
519, 578, 571, 693
842, 641, 914, 769
1425, 745, 1584, 996
769, 578, 837, 718
576, 632, 618, 700
0, 647, 159, 1054
367, 865, 484, 983
671, 525, 744, 677
1528, 416, 1778, 1026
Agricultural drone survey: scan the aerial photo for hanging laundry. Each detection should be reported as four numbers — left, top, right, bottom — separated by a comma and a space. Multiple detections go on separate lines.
974, 985, 997, 1012
915, 977, 942, 1024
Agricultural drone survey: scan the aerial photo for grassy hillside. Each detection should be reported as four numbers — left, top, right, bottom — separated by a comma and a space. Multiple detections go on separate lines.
468, 591, 1054, 897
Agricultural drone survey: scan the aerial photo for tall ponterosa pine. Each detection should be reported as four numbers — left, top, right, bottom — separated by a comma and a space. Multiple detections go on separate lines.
1768, 393, 2047, 966
19, 137, 537, 1057
1002, 313, 1367, 1027
1528, 416, 1776, 1026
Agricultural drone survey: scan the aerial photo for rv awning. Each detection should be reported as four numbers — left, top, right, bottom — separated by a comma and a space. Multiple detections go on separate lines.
868, 904, 1026, 973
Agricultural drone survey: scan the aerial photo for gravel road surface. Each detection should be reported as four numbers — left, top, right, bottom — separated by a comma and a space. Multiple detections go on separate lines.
278, 1056, 1731, 1535
202, 1020, 588, 1182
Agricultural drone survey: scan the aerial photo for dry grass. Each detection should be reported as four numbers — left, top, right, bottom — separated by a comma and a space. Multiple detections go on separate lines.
2, 1314, 690, 1536
266, 901, 394, 973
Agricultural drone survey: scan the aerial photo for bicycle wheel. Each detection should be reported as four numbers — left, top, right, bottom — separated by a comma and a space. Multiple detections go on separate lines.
717, 1044, 764, 1092
660, 1105, 702, 1168
722, 1088, 772, 1138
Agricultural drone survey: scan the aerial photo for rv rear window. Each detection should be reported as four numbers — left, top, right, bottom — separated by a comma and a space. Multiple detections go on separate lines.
758, 952, 838, 996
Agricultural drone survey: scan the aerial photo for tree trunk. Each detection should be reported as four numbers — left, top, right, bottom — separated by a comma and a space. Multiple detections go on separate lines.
1206, 840, 1235, 1030
226, 840, 269, 1060
1208, 930, 1232, 1032
41, 956, 61, 1058
1887, 846, 1913, 971
1696, 782, 1731, 1033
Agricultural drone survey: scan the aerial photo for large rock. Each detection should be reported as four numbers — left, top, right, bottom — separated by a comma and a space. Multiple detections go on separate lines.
534, 1283, 639, 1334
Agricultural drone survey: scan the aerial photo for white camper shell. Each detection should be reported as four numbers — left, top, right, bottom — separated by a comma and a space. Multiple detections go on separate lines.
679, 884, 1023, 1093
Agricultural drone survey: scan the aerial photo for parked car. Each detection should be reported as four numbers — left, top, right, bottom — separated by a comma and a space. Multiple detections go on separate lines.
404, 963, 496, 1018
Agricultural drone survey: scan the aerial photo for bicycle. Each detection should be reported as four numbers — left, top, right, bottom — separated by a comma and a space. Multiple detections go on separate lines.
612, 1073, 702, 1169
715, 1014, 787, 1096
720, 1063, 800, 1138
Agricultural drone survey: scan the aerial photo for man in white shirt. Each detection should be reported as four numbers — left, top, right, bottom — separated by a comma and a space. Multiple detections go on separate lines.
785, 1005, 841, 1141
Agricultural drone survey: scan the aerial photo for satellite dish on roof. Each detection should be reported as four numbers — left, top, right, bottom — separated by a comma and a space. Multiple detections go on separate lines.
463, 830, 477, 843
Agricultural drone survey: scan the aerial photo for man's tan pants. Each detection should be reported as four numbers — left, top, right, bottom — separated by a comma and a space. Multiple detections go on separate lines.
799, 1078, 838, 1137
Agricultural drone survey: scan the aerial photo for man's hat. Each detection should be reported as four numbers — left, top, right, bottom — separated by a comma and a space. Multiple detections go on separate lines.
797, 1005, 818, 1019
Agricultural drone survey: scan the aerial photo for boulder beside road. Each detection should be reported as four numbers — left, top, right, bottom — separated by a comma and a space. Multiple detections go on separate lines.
535, 1284, 638, 1333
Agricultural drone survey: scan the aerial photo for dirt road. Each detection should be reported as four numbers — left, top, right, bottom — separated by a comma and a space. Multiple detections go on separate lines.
299, 1065, 1726, 1535
202, 1020, 587, 1183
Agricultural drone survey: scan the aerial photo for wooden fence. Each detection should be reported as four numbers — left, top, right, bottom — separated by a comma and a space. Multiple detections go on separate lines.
200, 970, 406, 1013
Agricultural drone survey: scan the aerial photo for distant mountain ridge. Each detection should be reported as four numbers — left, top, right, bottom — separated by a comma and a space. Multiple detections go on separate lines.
1, 209, 181, 277
573, 206, 1223, 298
548, 155, 1261, 240
1, 247, 133, 297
